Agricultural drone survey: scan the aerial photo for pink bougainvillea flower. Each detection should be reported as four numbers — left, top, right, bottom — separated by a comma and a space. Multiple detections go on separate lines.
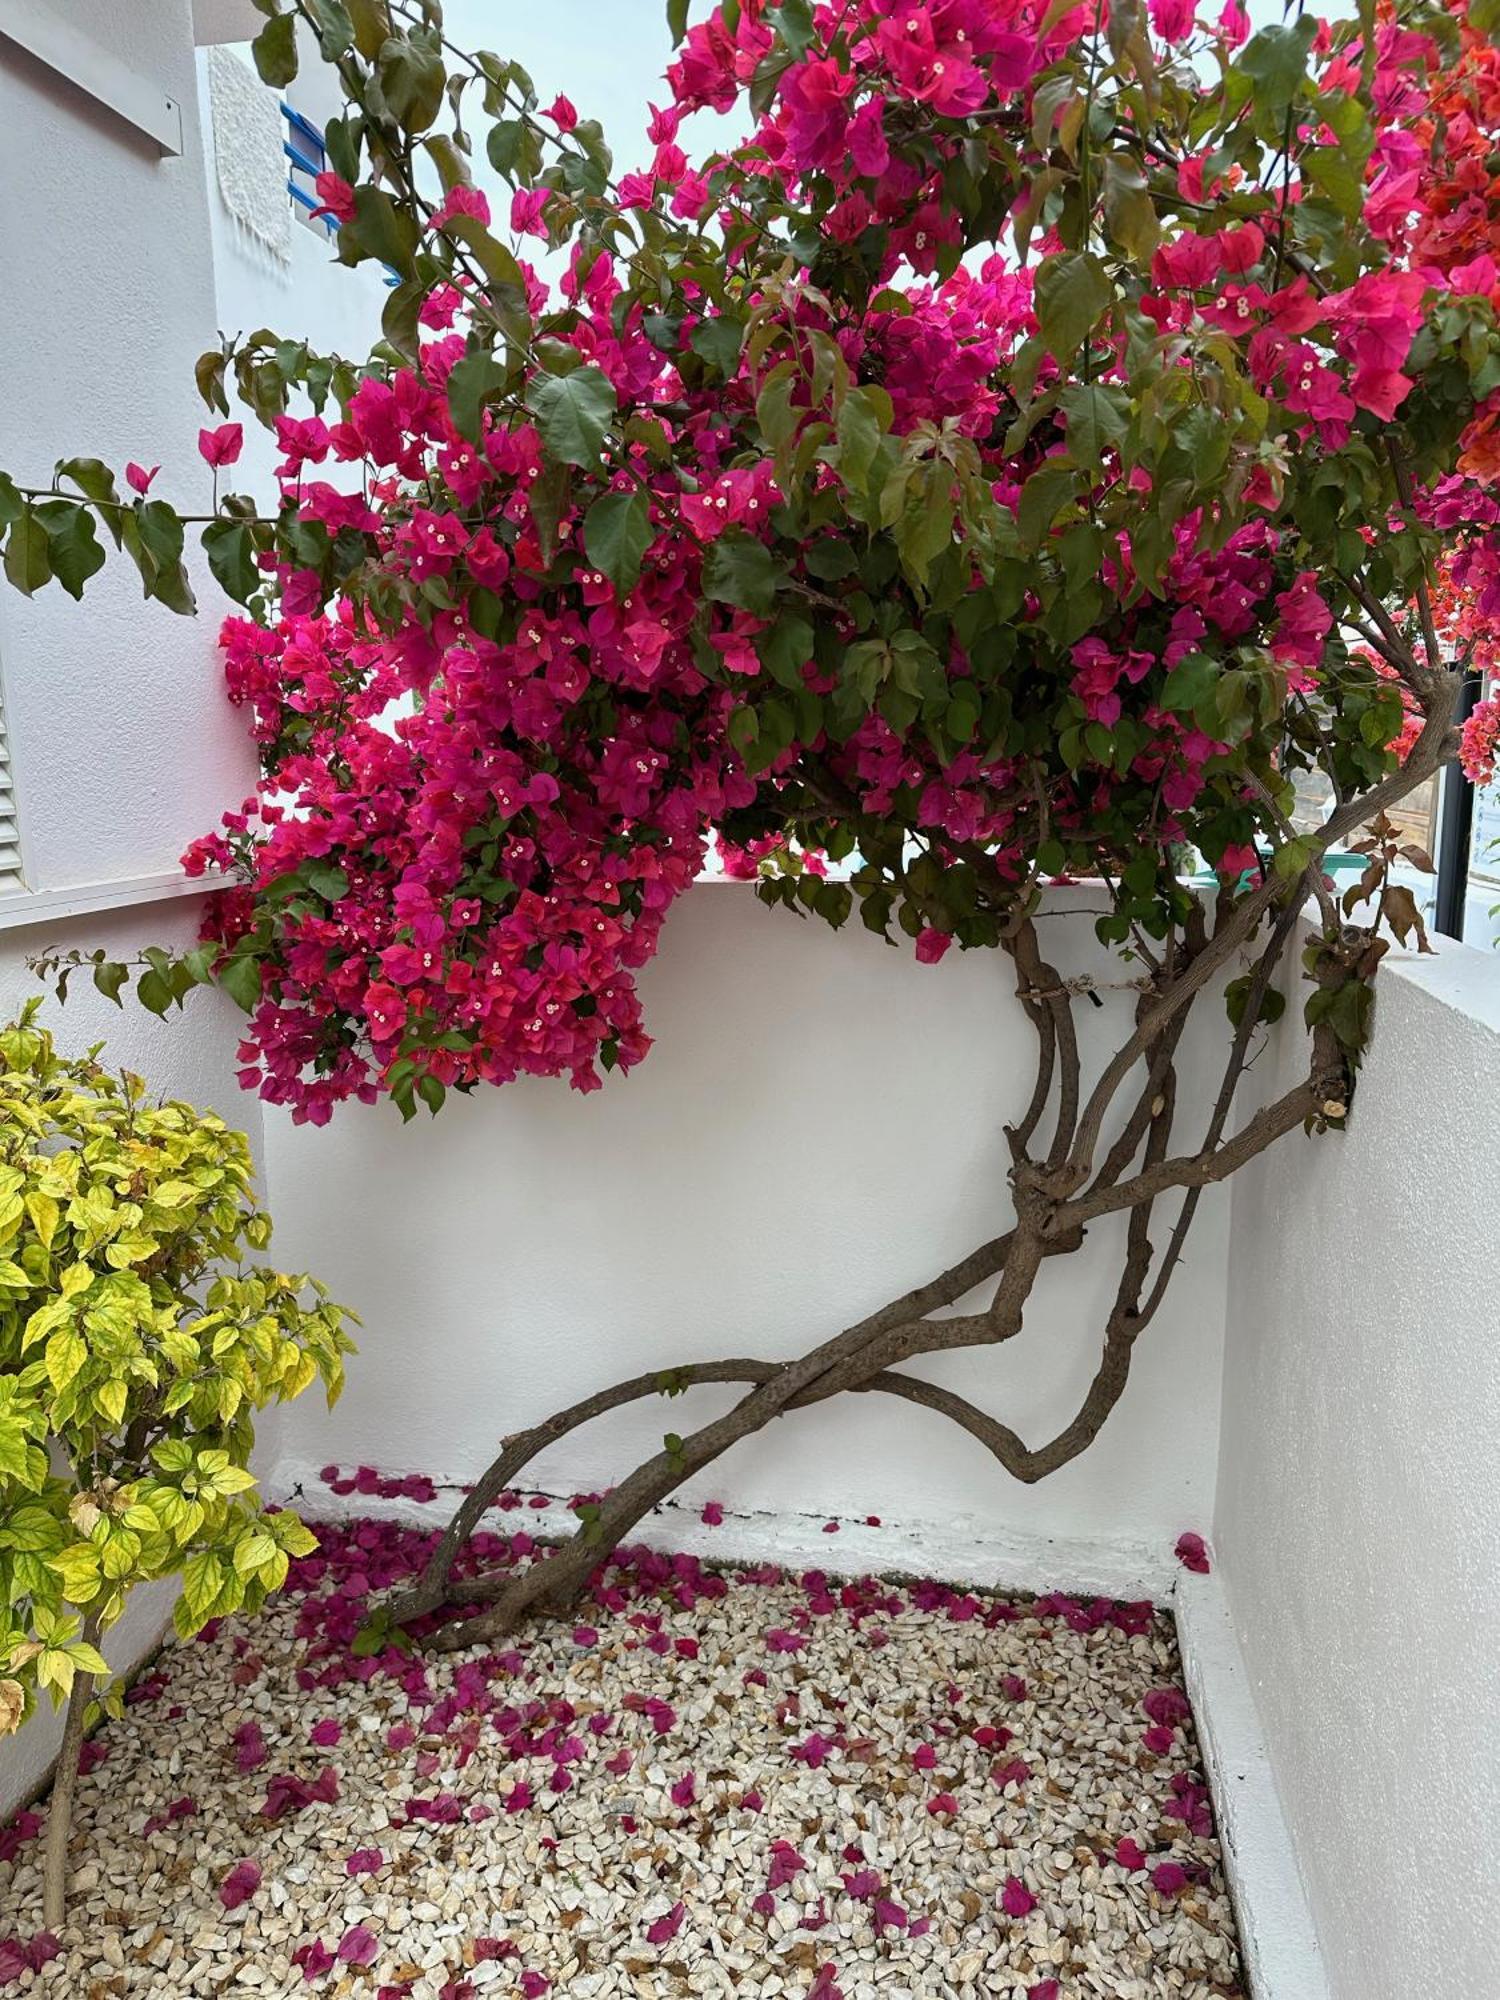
346, 1847, 383, 1876
519, 1972, 549, 1996
571, 1624, 598, 1647
808, 1970, 844, 2000
1153, 1861, 1191, 1896
910, 1742, 937, 1771
310, 171, 355, 224
510, 188, 551, 239
701, 1501, 724, 1525
914, 927, 952, 964
993, 1756, 1031, 1789
1030, 1983, 1061, 1999
1143, 1724, 1176, 1754
669, 1771, 697, 1808
1115, 1836, 1148, 1870
821, 1519, 840, 1533
219, 1859, 262, 1909
432, 186, 492, 230
926, 1792, 959, 1816
125, 461, 158, 495
339, 1925, 379, 1966
1175, 1532, 1211, 1573
1001, 1876, 1036, 1917
309, 1718, 342, 1747
645, 1901, 686, 1945
198, 423, 243, 468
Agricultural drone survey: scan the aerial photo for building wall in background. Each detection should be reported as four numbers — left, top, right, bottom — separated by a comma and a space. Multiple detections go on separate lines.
1217, 943, 1500, 2000
0, 0, 256, 894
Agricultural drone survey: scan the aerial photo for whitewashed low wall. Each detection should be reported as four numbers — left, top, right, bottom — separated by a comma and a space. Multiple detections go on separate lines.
263, 883, 1233, 1586
1217, 941, 1500, 2000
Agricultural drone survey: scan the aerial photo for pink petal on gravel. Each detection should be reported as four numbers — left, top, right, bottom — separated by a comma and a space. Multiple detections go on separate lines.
346, 1847, 383, 1876
1153, 1861, 1190, 1896
219, 1860, 263, 1910
1001, 1876, 1036, 1917
646, 1901, 686, 1945
1115, 1837, 1147, 1871
339, 1925, 378, 1966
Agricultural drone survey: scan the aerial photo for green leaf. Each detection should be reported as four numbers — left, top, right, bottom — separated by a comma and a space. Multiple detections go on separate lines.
137, 970, 173, 1017
667, 0, 690, 44
1059, 385, 1127, 471
251, 13, 299, 87
92, 963, 130, 1007
445, 350, 510, 444
702, 533, 787, 618
583, 489, 653, 595
202, 520, 259, 604
379, 30, 445, 132
767, 0, 816, 55
341, 186, 420, 278
304, 0, 354, 58
1162, 651, 1217, 713
525, 365, 618, 467
3, 510, 52, 596
306, 864, 348, 902
688, 316, 745, 377
219, 955, 263, 1013
1017, 460, 1078, 550
1237, 15, 1317, 122
443, 213, 529, 308
1033, 252, 1112, 361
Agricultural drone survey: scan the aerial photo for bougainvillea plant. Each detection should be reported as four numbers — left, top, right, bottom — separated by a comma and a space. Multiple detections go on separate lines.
0, 1004, 354, 1921
5, 0, 1500, 1639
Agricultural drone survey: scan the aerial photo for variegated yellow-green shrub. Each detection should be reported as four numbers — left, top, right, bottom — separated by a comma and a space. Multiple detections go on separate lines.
0, 1001, 355, 1922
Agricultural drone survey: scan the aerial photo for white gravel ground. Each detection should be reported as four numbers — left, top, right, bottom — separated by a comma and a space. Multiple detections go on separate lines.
0, 1514, 1244, 2000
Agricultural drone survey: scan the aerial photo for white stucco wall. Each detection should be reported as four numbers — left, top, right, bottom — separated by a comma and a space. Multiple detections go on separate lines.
1216, 941, 1500, 2000
0, 0, 256, 894
263, 883, 1232, 1579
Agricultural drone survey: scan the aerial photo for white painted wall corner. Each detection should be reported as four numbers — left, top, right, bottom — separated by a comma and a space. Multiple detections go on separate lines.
1176, 1570, 1331, 2000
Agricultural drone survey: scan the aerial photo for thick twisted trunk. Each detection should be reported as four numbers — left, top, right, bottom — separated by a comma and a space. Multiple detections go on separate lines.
383, 899, 1360, 1652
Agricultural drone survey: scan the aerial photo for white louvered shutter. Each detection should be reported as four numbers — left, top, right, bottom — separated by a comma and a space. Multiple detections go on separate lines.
0, 696, 25, 892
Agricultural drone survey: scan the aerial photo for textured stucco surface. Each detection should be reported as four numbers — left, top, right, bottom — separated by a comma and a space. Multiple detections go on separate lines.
264, 883, 1233, 1563
0, 0, 256, 893
1218, 941, 1500, 2000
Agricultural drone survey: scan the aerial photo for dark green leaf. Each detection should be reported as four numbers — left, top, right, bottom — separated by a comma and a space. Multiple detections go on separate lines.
446, 350, 510, 443
202, 519, 259, 603
251, 13, 298, 87
3, 510, 51, 595
583, 488, 653, 595
219, 955, 263, 1013
703, 533, 787, 618
525, 364, 618, 467
34, 503, 104, 599
1033, 252, 1112, 361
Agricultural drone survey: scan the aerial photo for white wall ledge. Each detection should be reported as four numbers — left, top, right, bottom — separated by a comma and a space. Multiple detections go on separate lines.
0, 868, 230, 934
